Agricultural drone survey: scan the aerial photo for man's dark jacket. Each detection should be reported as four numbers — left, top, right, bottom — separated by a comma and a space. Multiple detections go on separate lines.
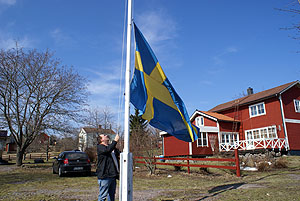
96, 141, 120, 179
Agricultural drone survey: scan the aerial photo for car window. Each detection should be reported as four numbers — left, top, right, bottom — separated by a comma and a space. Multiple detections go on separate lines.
66, 152, 88, 160
58, 153, 64, 158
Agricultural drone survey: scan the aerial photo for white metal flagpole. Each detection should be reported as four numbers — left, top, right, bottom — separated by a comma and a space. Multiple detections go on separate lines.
119, 0, 133, 200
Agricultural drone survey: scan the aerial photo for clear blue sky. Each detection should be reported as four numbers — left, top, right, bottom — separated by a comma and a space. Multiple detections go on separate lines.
0, 0, 299, 126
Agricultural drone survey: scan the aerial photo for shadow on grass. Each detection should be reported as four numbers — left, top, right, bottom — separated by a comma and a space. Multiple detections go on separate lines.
0, 158, 15, 165
208, 183, 246, 193
199, 172, 282, 200
198, 182, 245, 200
0, 162, 15, 165
58, 171, 97, 177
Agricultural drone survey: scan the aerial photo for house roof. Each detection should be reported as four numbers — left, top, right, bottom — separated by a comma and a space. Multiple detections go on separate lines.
82, 127, 116, 135
199, 111, 239, 122
190, 110, 239, 122
39, 132, 49, 138
209, 80, 300, 112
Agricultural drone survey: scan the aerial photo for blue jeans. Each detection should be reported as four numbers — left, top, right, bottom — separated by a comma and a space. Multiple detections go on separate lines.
98, 178, 117, 201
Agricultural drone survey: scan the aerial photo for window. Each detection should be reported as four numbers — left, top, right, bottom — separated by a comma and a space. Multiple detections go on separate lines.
249, 102, 266, 118
197, 132, 208, 147
221, 132, 239, 145
253, 130, 260, 139
268, 127, 277, 138
66, 152, 88, 160
245, 125, 277, 141
294, 99, 300, 113
261, 128, 268, 138
195, 116, 204, 127
246, 131, 253, 140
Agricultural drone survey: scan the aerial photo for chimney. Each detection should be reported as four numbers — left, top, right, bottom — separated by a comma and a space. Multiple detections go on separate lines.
247, 87, 253, 95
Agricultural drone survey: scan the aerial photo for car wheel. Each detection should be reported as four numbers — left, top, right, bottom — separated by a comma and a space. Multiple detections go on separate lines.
58, 167, 64, 177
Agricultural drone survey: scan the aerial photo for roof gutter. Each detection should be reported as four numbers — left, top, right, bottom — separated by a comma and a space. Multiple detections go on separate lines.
277, 81, 299, 151
279, 94, 290, 150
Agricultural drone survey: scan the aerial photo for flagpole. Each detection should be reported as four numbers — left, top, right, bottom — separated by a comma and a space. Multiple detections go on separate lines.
120, 0, 133, 200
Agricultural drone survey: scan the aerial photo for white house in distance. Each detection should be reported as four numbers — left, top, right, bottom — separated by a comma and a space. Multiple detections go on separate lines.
78, 125, 116, 151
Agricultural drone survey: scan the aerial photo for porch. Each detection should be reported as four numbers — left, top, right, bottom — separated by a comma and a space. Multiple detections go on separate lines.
219, 138, 288, 152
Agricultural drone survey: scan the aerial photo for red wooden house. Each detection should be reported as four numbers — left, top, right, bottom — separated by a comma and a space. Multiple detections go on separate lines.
6, 132, 50, 153
161, 111, 239, 156
161, 80, 300, 156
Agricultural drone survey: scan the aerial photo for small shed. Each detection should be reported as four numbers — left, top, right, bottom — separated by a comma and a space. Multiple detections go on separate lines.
5, 134, 17, 153
0, 130, 7, 157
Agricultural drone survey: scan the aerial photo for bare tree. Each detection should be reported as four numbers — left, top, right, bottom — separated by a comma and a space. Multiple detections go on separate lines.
84, 106, 115, 129
0, 45, 87, 166
56, 132, 79, 152
102, 106, 114, 129
129, 109, 160, 175
277, 1, 300, 49
84, 107, 102, 127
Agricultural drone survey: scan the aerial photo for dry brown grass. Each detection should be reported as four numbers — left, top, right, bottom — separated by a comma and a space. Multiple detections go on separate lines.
257, 161, 272, 171
274, 157, 288, 168
240, 153, 289, 172
0, 155, 299, 201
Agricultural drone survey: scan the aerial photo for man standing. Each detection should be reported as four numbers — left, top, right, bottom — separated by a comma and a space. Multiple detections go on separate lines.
97, 134, 120, 201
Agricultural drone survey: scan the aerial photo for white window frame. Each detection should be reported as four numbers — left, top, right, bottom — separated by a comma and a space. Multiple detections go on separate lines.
245, 125, 277, 141
195, 116, 204, 127
294, 99, 300, 113
249, 102, 266, 118
221, 132, 239, 145
197, 132, 208, 147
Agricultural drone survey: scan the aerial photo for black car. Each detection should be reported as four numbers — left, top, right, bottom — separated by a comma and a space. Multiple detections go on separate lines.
52, 150, 91, 177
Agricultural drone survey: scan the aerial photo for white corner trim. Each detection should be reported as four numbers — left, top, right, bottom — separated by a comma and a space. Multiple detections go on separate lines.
159, 131, 167, 136
285, 119, 300, 124
279, 81, 300, 94
198, 126, 219, 132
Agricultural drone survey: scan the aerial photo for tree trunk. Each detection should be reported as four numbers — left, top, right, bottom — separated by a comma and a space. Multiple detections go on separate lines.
16, 147, 24, 166
46, 143, 49, 161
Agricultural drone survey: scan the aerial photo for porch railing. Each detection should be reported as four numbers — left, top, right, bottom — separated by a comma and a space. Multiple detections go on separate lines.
219, 138, 288, 152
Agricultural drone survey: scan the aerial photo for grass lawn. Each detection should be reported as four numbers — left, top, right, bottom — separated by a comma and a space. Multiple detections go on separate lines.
0, 156, 300, 200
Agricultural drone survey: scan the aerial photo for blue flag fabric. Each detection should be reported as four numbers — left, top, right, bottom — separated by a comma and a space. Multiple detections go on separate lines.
130, 23, 199, 142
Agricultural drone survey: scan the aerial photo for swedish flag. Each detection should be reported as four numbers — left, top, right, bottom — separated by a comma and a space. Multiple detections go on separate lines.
130, 23, 198, 142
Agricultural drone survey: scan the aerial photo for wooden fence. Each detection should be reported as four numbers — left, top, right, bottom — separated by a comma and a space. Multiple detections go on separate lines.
2, 152, 60, 161
135, 149, 241, 177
